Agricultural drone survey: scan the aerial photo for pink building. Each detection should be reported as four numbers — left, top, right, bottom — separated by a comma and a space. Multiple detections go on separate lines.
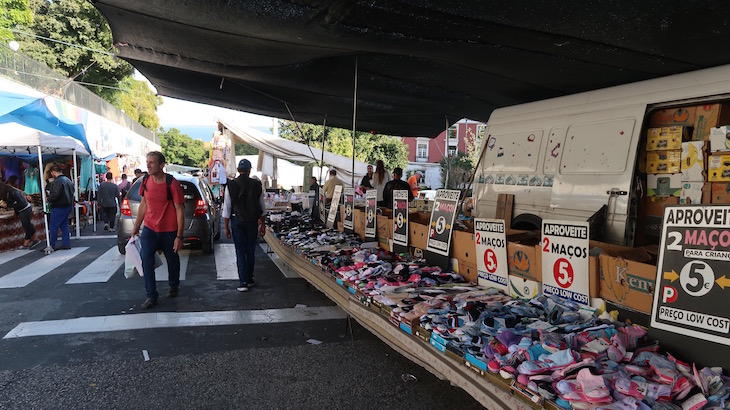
400, 119, 486, 189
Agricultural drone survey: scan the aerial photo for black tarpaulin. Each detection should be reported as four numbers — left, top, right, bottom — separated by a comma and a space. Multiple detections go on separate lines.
91, 0, 730, 136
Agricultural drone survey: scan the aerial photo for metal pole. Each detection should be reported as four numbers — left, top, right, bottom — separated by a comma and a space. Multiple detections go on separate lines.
92, 161, 97, 231
37, 146, 51, 250
351, 56, 358, 187
319, 117, 326, 184
73, 149, 80, 238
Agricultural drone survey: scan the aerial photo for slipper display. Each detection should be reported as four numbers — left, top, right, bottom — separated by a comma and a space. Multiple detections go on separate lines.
267, 211, 730, 409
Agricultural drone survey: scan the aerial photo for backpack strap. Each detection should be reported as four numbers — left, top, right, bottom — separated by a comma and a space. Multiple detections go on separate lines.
141, 173, 174, 201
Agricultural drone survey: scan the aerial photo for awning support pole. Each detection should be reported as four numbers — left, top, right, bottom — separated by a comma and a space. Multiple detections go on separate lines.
37, 146, 51, 250
73, 149, 80, 238
351, 56, 358, 187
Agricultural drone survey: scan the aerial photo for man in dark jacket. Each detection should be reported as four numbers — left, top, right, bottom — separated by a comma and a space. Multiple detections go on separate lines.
99, 172, 120, 231
222, 159, 266, 292
47, 164, 74, 250
382, 167, 414, 209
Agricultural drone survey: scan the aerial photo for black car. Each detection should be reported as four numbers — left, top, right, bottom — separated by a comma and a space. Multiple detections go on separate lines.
117, 172, 221, 254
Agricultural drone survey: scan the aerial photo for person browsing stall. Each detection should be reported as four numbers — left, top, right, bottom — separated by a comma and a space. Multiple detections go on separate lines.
223, 159, 267, 292
382, 167, 414, 209
322, 169, 344, 204
408, 171, 422, 199
47, 164, 75, 251
360, 164, 374, 192
130, 152, 185, 309
370, 160, 390, 207
0, 182, 39, 249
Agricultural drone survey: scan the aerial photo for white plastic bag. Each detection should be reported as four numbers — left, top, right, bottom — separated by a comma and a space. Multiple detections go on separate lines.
124, 236, 144, 277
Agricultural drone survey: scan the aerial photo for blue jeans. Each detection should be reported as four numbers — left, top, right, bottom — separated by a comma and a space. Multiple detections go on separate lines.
49, 206, 72, 248
230, 217, 258, 286
140, 227, 180, 300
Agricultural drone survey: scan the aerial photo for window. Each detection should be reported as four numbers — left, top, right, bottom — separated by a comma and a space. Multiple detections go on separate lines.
448, 147, 457, 156
447, 126, 457, 140
417, 142, 428, 158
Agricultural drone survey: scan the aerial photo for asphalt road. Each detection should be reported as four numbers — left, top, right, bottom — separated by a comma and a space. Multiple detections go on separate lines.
0, 231, 483, 409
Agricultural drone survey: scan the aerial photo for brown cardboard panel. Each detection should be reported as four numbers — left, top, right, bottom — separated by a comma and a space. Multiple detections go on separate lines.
598, 253, 657, 314
354, 208, 365, 239
458, 260, 479, 282
711, 182, 730, 204
693, 103, 730, 141
649, 107, 696, 127
451, 229, 476, 262
376, 215, 392, 240
410, 221, 428, 250
506, 233, 542, 282
338, 205, 345, 232
643, 196, 680, 217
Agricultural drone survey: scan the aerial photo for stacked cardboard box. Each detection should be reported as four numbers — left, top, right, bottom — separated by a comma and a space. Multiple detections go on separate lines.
708, 125, 730, 204
645, 126, 684, 197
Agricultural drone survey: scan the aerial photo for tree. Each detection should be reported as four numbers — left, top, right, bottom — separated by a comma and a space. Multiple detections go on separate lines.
108, 77, 162, 130
278, 120, 408, 171
235, 143, 259, 155
440, 152, 474, 190
0, 0, 33, 41
159, 128, 209, 168
17, 0, 133, 100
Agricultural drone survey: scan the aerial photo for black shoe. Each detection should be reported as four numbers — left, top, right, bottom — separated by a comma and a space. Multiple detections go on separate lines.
141, 299, 157, 309
167, 287, 179, 298
53, 245, 71, 251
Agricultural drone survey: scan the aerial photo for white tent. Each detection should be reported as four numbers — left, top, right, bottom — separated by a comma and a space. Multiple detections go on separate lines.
218, 118, 368, 185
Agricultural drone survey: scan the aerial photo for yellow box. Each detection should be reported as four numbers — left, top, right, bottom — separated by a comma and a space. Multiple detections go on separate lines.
708, 154, 730, 182
646, 150, 680, 174
646, 127, 685, 150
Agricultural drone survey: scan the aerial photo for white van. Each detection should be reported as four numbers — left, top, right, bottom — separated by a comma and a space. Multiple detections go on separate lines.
474, 64, 730, 245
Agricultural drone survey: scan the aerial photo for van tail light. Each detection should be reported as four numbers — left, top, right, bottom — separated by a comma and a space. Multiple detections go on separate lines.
121, 198, 132, 216
193, 199, 207, 217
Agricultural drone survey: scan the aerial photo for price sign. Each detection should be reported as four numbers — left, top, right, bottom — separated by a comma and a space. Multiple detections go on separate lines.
651, 205, 730, 346
343, 188, 355, 231
541, 220, 590, 305
319, 189, 326, 224
365, 189, 377, 239
474, 218, 508, 292
326, 185, 343, 229
392, 190, 409, 247
426, 189, 460, 257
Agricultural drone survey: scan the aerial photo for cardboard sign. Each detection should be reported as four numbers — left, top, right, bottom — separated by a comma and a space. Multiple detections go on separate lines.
326, 185, 343, 229
365, 189, 377, 239
651, 205, 730, 346
319, 189, 326, 224
541, 220, 590, 305
343, 188, 355, 231
392, 190, 409, 247
474, 218, 508, 292
426, 189, 460, 256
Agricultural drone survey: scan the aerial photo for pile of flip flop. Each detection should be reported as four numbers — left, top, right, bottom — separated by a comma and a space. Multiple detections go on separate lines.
267, 211, 730, 409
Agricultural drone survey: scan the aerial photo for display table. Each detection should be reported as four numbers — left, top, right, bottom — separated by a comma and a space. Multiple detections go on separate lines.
0, 207, 47, 252
263, 230, 536, 410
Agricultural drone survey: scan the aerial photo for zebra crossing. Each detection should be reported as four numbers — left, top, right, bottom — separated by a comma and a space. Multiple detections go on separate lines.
0, 243, 249, 288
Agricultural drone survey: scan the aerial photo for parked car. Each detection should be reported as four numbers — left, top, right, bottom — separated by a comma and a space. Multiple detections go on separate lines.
117, 172, 221, 254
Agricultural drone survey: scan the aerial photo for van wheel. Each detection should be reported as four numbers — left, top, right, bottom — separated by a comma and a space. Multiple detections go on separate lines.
202, 231, 214, 254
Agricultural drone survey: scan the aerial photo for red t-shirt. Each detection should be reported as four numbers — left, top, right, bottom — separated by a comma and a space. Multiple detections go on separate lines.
140, 175, 185, 233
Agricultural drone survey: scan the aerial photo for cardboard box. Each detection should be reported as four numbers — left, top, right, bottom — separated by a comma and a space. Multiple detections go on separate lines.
647, 174, 682, 197
353, 208, 366, 239
679, 182, 705, 205
598, 253, 656, 313
376, 215, 392, 249
646, 127, 685, 150
458, 260, 479, 283
409, 221, 429, 250
451, 228, 476, 261
506, 233, 542, 282
711, 182, 730, 204
508, 275, 541, 299
646, 150, 681, 174
642, 196, 679, 237
680, 141, 706, 181
708, 153, 730, 181
649, 107, 696, 127
694, 104, 730, 141
709, 126, 730, 152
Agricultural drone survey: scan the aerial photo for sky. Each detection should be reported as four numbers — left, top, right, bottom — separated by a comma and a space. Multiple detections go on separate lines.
135, 71, 275, 142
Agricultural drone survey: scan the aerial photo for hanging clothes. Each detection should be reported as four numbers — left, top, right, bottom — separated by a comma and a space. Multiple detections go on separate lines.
80, 156, 94, 194
23, 165, 40, 195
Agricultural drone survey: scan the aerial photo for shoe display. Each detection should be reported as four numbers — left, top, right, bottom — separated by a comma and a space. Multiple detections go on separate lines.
141, 299, 157, 309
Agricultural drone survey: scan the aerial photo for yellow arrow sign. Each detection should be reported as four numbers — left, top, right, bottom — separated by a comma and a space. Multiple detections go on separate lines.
716, 275, 730, 289
663, 270, 679, 283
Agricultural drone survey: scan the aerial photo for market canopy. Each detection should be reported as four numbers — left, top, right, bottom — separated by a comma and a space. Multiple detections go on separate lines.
218, 118, 367, 184
93, 1, 730, 136
0, 91, 90, 154
0, 122, 89, 157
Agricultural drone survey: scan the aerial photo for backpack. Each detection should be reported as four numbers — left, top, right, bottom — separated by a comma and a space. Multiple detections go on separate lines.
228, 176, 263, 221
140, 174, 173, 201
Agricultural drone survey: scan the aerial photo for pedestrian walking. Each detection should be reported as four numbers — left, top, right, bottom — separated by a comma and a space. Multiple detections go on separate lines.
99, 172, 120, 231
130, 152, 185, 309
223, 159, 266, 292
47, 164, 74, 251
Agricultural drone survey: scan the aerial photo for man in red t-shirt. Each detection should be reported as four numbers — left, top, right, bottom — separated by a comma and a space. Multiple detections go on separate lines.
131, 151, 185, 309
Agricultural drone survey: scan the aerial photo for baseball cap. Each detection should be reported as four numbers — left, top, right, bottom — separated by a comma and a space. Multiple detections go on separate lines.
238, 159, 252, 170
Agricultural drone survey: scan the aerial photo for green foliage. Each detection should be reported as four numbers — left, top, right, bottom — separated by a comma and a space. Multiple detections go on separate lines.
0, 0, 33, 41
278, 120, 408, 171
107, 77, 161, 130
235, 143, 259, 155
17, 0, 133, 99
159, 128, 209, 168
440, 152, 474, 190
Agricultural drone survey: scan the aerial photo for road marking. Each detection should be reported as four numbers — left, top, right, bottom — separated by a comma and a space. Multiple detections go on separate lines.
215, 244, 238, 280
0, 249, 32, 267
3, 306, 347, 338
0, 247, 88, 288
73, 235, 117, 240
66, 246, 124, 284
154, 250, 190, 281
